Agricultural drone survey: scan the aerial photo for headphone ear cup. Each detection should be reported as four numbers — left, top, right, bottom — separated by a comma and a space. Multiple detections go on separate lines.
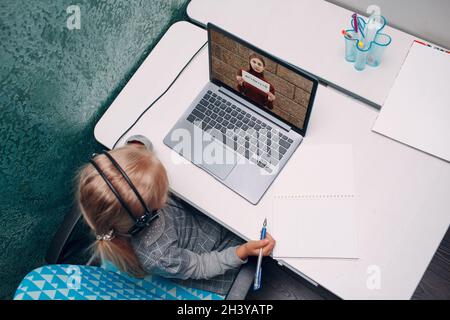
125, 135, 153, 151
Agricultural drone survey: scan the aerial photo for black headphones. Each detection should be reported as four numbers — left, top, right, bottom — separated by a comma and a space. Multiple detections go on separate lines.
89, 150, 159, 236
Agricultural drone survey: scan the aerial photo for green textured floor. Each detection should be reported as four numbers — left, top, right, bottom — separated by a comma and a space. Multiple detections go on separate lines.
0, 0, 190, 300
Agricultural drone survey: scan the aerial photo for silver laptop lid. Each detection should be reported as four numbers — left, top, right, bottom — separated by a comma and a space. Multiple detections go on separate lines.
207, 23, 319, 137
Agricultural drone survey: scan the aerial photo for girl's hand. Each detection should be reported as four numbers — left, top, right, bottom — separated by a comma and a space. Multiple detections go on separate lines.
236, 233, 276, 260
267, 92, 276, 102
236, 75, 244, 86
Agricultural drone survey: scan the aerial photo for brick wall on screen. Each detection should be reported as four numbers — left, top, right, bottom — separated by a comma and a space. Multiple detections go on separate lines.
210, 30, 313, 129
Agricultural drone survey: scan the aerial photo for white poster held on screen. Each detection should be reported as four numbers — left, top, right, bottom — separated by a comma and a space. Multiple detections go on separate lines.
242, 70, 270, 93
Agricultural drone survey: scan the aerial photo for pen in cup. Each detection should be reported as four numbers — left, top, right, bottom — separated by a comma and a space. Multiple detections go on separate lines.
352, 13, 358, 33
352, 13, 360, 41
254, 217, 267, 291
341, 29, 354, 39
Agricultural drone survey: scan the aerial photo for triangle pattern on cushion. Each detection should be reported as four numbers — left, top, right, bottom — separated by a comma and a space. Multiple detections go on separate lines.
14, 264, 225, 300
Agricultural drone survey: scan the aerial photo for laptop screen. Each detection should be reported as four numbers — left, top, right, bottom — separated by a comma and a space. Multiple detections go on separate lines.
208, 23, 318, 135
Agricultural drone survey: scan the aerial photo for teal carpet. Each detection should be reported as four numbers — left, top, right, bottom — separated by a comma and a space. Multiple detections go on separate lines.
0, 0, 190, 299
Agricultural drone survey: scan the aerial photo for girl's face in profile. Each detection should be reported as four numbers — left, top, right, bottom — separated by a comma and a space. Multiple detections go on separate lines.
250, 58, 265, 73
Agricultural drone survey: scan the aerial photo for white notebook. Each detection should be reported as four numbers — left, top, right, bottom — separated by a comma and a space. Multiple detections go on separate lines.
271, 144, 358, 259
373, 41, 450, 162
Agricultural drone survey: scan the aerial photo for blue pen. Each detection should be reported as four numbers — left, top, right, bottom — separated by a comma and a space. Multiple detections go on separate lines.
254, 218, 267, 291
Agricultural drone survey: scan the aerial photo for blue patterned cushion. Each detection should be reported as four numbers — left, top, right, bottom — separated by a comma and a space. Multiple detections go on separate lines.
102, 260, 224, 300
14, 264, 224, 300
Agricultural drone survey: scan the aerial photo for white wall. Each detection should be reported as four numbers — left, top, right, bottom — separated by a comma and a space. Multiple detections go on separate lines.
326, 0, 450, 49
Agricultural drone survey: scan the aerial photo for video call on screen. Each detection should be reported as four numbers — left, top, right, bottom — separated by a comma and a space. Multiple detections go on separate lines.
210, 29, 314, 130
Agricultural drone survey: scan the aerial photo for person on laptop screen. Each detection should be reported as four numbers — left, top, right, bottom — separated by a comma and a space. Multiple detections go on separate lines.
236, 53, 276, 109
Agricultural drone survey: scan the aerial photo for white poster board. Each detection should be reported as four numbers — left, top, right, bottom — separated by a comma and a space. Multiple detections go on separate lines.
242, 70, 270, 93
373, 42, 450, 162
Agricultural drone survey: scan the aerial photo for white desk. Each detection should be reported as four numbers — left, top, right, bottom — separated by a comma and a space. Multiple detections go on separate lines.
187, 0, 416, 108
95, 22, 450, 299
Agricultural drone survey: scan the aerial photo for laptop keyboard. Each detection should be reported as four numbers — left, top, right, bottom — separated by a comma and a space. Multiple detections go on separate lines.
186, 90, 293, 172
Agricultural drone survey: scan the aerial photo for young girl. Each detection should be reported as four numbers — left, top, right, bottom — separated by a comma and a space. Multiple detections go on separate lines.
236, 53, 276, 110
77, 135, 275, 295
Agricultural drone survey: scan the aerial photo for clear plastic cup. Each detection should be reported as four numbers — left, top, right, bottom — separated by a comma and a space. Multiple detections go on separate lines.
354, 41, 371, 71
344, 30, 358, 62
366, 33, 392, 67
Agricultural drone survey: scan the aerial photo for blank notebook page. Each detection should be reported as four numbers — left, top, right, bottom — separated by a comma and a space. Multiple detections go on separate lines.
373, 42, 450, 162
271, 144, 358, 259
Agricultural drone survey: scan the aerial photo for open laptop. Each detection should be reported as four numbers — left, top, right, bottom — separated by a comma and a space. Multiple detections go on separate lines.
164, 23, 318, 204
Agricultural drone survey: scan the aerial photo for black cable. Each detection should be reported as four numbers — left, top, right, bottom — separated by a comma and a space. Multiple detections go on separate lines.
112, 41, 208, 149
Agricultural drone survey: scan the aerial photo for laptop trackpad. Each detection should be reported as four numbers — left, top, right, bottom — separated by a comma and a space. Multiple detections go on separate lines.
197, 140, 236, 180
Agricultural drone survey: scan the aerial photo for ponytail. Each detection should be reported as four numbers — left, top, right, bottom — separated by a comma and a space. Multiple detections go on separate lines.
96, 236, 146, 278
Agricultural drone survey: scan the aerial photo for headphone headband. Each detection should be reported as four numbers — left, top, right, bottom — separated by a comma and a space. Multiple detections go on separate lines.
90, 151, 158, 235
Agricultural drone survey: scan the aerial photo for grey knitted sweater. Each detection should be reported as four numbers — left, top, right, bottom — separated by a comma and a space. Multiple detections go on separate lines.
131, 195, 246, 295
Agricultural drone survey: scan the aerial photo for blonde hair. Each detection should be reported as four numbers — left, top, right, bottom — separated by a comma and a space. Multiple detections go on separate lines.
76, 144, 169, 278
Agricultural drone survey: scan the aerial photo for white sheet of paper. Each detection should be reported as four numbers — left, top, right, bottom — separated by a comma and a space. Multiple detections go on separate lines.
272, 144, 355, 196
270, 144, 358, 258
272, 197, 358, 258
373, 42, 450, 162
